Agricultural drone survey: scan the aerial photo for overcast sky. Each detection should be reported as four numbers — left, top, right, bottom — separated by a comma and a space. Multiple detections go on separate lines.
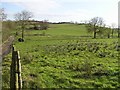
1, 0, 119, 27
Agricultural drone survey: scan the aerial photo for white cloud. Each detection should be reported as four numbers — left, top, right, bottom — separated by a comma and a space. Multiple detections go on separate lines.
1, 0, 119, 27
30, 8, 95, 22
13, 0, 60, 13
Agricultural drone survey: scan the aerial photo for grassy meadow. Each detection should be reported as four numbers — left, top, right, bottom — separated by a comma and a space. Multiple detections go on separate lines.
2, 24, 119, 88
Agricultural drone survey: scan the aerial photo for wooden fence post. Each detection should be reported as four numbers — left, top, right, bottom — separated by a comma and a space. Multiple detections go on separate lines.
16, 51, 22, 90
10, 46, 16, 90
10, 45, 22, 90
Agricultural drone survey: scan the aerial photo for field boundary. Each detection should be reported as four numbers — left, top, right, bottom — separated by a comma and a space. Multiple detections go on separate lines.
0, 36, 14, 57
10, 45, 22, 89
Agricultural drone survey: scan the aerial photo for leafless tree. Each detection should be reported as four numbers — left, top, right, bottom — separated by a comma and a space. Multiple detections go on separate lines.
111, 23, 116, 38
14, 10, 33, 41
0, 8, 7, 21
104, 25, 111, 38
86, 17, 104, 38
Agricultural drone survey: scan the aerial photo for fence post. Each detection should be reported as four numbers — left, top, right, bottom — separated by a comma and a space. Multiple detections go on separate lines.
16, 51, 22, 90
10, 45, 22, 90
10, 46, 17, 90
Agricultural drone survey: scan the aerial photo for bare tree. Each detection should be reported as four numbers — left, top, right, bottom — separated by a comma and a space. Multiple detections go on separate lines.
14, 10, 33, 41
0, 8, 7, 21
104, 25, 111, 38
111, 23, 116, 38
86, 17, 104, 38
97, 24, 105, 38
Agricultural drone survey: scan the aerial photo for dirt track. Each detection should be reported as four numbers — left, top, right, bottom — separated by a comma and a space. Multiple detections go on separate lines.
0, 36, 14, 58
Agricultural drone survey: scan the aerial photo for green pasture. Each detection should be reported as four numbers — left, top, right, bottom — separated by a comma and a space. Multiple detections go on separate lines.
2, 24, 119, 88
25, 24, 90, 36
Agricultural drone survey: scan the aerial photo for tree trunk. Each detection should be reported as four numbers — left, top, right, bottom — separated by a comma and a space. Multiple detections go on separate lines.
93, 25, 97, 39
111, 29, 114, 38
93, 30, 96, 38
118, 28, 120, 38
21, 21, 25, 40
108, 33, 110, 38
22, 29, 24, 40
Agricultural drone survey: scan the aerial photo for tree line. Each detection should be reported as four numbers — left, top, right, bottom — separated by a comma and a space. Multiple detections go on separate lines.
1, 8, 120, 42
85, 17, 119, 38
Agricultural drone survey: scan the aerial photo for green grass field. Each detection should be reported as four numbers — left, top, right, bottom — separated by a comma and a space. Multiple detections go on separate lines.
2, 24, 119, 88
25, 24, 90, 37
